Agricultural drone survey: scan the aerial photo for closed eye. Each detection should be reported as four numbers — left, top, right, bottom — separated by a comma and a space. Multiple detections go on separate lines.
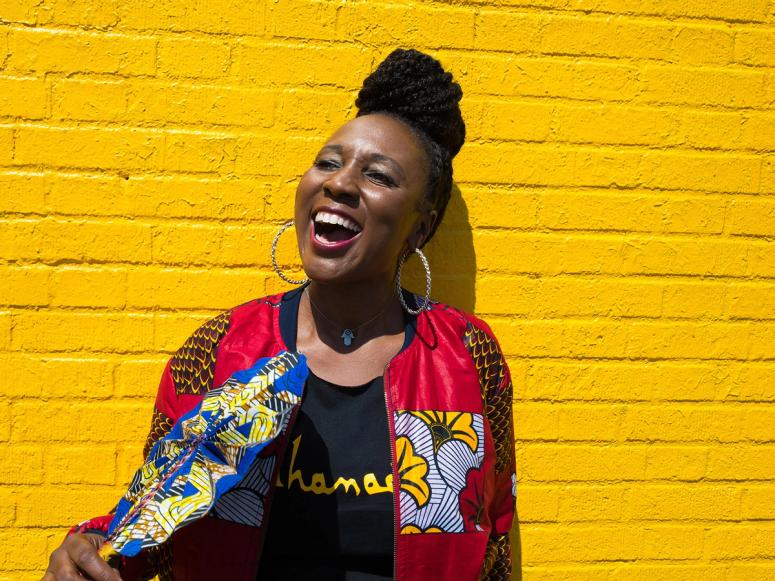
314, 158, 341, 171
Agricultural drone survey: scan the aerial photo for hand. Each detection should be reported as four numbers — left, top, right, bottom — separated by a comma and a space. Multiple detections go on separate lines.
42, 533, 121, 581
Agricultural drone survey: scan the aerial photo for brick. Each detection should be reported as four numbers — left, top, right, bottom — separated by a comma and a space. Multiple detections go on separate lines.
162, 130, 239, 174
726, 197, 775, 237
557, 404, 626, 441
513, 402, 558, 441
0, 488, 16, 527
539, 191, 725, 234
0, 127, 12, 165
552, 104, 677, 147
706, 445, 775, 480
0, 1, 40, 23
625, 320, 775, 360
735, 28, 775, 66
45, 445, 116, 484
0, 172, 47, 214
671, 25, 734, 66
270, 0, 338, 40
718, 364, 775, 402
557, 484, 625, 522
0, 219, 153, 263
154, 312, 214, 353
726, 564, 775, 581
645, 446, 707, 481
473, 100, 552, 142
739, 112, 775, 150
115, 0, 265, 35
152, 223, 271, 266
0, 315, 10, 351
338, 5, 475, 48
127, 176, 268, 220
0, 355, 113, 398
114, 358, 166, 398
442, 52, 640, 101
51, 78, 129, 123
15, 126, 164, 172
740, 486, 775, 519
704, 523, 775, 559
622, 405, 774, 443
274, 88, 351, 133
0, 530, 48, 570
13, 400, 151, 443
568, 0, 768, 22
640, 66, 770, 108
11, 312, 154, 352
127, 81, 275, 128
0, 267, 49, 306
7, 28, 155, 75
520, 444, 646, 482
475, 11, 541, 52
0, 76, 47, 118
454, 187, 535, 230
457, 144, 578, 186
673, 109, 746, 150
515, 485, 559, 522
522, 523, 703, 563
0, 444, 43, 483
639, 151, 760, 194
727, 284, 775, 319
14, 488, 120, 527
158, 37, 230, 79
46, 174, 128, 216
0, 402, 8, 441
233, 42, 372, 89
37, 0, 120, 28
127, 268, 263, 310
50, 267, 127, 308
660, 281, 726, 319
524, 361, 732, 402
523, 564, 731, 581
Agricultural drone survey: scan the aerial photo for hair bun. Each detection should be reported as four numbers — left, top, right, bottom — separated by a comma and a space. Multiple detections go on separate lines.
355, 48, 465, 158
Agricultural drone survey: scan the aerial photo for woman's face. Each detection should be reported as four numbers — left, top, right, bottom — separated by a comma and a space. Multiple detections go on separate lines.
294, 113, 433, 285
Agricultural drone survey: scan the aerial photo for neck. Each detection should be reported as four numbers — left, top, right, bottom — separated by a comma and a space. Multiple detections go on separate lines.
306, 278, 400, 330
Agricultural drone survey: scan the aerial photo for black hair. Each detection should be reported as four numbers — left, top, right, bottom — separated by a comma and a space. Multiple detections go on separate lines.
355, 48, 465, 247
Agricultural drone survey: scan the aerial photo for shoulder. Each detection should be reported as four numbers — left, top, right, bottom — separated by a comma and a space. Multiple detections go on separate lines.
167, 291, 289, 396
422, 298, 508, 393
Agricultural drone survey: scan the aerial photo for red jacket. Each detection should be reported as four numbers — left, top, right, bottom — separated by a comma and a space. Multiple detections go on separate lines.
72, 288, 516, 580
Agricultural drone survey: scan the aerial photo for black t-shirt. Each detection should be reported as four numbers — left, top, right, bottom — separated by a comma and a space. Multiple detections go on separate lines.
256, 370, 394, 580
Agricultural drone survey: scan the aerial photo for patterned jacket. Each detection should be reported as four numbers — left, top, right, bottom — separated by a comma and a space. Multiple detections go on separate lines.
72, 287, 516, 580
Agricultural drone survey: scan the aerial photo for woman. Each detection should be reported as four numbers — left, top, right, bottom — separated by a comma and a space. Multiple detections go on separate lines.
43, 48, 515, 581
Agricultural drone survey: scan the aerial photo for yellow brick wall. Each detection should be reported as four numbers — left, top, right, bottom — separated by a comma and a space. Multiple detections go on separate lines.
1, 0, 774, 579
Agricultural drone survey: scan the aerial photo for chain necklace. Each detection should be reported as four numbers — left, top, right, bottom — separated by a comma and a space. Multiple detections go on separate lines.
305, 287, 393, 347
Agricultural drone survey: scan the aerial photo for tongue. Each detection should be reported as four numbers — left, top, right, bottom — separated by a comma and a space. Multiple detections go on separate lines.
320, 226, 356, 243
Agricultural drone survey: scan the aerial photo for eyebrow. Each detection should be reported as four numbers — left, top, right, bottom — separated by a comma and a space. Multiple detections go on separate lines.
318, 145, 406, 182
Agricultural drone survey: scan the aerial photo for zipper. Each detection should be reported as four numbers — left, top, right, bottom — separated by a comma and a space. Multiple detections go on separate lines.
383, 360, 399, 580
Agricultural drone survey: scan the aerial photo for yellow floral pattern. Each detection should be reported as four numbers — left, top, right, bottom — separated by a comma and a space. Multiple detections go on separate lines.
409, 410, 479, 453
396, 436, 430, 508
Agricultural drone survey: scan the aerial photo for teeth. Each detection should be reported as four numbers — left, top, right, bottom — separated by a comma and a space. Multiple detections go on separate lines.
314, 211, 362, 233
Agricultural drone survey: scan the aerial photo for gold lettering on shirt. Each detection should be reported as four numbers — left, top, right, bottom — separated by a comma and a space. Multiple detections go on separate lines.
275, 435, 393, 496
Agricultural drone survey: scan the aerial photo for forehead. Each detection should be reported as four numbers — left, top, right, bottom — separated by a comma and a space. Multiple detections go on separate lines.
323, 114, 427, 176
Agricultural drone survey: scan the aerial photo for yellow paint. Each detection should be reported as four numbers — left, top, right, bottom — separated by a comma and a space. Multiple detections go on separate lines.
1, 1, 774, 579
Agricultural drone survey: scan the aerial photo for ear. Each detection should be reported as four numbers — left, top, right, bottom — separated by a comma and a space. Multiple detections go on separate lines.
408, 209, 438, 251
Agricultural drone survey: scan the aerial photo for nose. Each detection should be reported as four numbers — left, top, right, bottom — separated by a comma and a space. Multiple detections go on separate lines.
322, 163, 359, 202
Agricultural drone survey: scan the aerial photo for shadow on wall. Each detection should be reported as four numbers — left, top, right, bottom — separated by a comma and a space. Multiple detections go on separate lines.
402, 184, 477, 313
403, 184, 524, 579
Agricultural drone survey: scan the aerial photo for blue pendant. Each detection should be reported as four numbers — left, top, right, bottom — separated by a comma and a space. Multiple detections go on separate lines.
341, 329, 356, 347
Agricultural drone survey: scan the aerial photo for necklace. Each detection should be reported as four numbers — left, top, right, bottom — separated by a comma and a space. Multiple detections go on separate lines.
305, 287, 393, 347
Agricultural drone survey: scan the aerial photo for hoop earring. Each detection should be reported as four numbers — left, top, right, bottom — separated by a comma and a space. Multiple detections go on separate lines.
271, 220, 309, 285
395, 247, 432, 316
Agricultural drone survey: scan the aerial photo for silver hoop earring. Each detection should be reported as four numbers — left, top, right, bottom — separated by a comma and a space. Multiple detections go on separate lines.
395, 247, 432, 316
271, 220, 309, 285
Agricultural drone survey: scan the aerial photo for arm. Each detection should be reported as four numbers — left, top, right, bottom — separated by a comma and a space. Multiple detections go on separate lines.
45, 312, 232, 581
463, 321, 516, 580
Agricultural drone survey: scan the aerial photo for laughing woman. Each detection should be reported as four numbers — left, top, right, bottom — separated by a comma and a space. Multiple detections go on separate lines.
43, 48, 516, 581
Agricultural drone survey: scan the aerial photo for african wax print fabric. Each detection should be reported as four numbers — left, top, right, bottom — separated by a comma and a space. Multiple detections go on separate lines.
102, 350, 308, 558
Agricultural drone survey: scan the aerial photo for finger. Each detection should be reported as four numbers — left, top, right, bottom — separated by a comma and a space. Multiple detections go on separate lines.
71, 542, 117, 581
47, 548, 85, 581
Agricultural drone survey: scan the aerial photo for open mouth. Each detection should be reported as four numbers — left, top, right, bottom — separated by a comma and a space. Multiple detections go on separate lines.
313, 210, 363, 245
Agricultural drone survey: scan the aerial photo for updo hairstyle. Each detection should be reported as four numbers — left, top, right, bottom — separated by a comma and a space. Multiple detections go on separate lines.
355, 48, 466, 247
